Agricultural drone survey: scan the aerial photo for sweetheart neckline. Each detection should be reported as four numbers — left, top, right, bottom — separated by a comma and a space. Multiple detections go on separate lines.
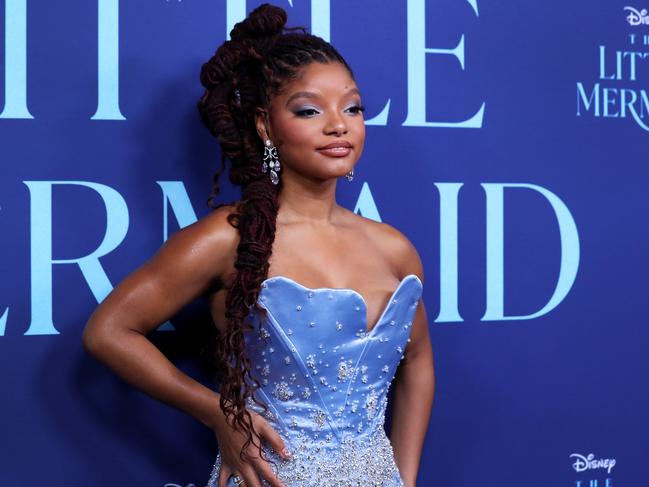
259, 273, 422, 334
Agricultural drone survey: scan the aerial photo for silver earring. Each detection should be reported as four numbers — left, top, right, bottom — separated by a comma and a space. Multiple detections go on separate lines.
345, 168, 354, 181
262, 139, 281, 185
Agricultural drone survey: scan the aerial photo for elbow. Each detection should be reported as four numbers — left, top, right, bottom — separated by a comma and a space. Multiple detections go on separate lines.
81, 323, 98, 355
82, 319, 108, 358
82, 317, 140, 360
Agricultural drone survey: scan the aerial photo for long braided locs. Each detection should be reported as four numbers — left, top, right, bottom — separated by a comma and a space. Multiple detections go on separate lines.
195, 3, 354, 462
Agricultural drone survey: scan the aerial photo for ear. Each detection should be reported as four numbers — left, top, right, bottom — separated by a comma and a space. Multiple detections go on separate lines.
254, 107, 270, 143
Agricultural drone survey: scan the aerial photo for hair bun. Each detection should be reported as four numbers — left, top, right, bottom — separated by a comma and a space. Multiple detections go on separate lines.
230, 3, 287, 42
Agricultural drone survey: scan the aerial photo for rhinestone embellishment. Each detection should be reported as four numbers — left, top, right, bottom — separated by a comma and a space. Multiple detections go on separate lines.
215, 271, 424, 487
274, 381, 294, 401
208, 429, 404, 487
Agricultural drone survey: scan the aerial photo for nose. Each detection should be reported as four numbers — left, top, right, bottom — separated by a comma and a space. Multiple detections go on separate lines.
325, 110, 348, 135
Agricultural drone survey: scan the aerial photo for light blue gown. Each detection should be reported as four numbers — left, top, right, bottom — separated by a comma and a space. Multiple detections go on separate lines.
206, 273, 423, 487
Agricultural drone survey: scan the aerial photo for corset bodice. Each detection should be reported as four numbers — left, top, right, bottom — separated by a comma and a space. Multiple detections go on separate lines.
207, 273, 424, 487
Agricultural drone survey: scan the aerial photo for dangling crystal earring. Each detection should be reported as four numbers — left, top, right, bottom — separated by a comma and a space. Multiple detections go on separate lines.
345, 168, 354, 181
262, 139, 281, 185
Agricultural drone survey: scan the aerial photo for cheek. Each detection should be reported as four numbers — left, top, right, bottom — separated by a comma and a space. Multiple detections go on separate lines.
357, 123, 366, 141
354, 121, 366, 144
275, 121, 319, 152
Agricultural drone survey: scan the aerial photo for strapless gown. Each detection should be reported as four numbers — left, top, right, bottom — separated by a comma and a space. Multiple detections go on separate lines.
206, 273, 423, 487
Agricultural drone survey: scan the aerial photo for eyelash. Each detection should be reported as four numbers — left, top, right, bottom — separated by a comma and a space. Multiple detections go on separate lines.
296, 105, 366, 117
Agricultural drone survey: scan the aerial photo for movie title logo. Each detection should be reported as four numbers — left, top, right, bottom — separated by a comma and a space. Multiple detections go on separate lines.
624, 6, 649, 26
570, 453, 616, 475
575, 9, 649, 133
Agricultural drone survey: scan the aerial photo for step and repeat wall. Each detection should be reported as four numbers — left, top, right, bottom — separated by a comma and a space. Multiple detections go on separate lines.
1, 0, 646, 485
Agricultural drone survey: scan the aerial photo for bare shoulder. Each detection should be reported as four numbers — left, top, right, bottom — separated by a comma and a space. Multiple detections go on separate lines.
346, 211, 424, 283
121, 200, 239, 300
187, 203, 240, 249
83, 203, 242, 342
143, 202, 241, 291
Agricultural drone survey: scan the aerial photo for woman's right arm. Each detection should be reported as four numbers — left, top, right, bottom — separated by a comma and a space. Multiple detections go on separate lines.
81, 206, 237, 430
82, 206, 290, 487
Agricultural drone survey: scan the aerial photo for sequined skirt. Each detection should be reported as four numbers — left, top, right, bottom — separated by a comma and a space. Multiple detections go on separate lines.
205, 428, 404, 487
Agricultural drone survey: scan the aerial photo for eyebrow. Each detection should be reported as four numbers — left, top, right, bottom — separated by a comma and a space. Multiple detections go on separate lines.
285, 88, 361, 106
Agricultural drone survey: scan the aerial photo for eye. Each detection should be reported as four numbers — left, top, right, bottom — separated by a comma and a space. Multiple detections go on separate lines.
347, 104, 366, 115
295, 108, 320, 117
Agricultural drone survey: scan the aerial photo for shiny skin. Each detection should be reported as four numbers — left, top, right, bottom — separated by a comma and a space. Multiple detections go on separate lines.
82, 61, 435, 487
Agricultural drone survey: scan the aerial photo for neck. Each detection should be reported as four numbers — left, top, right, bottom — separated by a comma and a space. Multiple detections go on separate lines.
276, 171, 340, 225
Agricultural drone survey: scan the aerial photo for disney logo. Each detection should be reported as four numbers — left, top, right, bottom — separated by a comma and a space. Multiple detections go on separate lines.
570, 453, 616, 474
624, 6, 649, 25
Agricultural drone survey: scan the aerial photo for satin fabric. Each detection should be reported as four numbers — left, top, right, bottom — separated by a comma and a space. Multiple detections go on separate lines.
207, 274, 423, 487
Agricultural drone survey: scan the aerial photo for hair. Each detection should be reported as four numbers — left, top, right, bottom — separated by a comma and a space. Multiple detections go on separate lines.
196, 3, 354, 462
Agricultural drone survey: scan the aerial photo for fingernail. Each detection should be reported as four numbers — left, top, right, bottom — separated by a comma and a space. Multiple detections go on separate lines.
281, 447, 292, 459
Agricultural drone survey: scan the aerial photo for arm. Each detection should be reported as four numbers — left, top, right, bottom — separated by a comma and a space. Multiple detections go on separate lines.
81, 206, 237, 430
83, 206, 291, 487
388, 236, 435, 487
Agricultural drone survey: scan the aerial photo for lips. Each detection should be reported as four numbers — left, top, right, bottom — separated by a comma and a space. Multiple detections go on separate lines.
317, 141, 353, 158
318, 141, 352, 150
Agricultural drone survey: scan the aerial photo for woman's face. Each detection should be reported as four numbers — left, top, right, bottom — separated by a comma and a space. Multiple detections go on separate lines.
255, 61, 365, 183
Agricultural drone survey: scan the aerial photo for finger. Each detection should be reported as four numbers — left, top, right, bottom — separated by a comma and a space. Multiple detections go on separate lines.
240, 462, 263, 487
217, 461, 232, 487
257, 420, 291, 461
253, 458, 287, 487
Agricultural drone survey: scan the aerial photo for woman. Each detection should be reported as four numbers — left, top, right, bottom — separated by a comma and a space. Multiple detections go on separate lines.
82, 4, 435, 487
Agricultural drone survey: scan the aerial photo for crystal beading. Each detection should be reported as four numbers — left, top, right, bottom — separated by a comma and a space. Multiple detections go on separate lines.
206, 428, 404, 487
205, 274, 423, 487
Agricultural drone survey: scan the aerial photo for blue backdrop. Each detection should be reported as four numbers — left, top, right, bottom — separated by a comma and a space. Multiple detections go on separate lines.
1, 0, 646, 485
